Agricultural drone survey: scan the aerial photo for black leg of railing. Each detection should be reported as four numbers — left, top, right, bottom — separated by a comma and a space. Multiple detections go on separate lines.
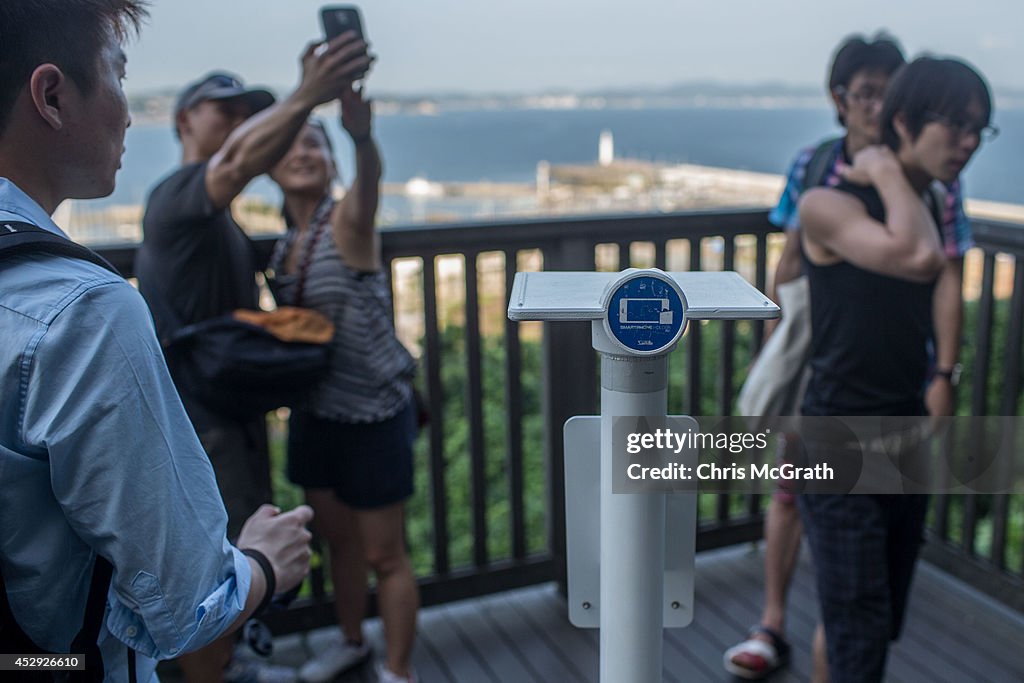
504, 250, 527, 561
746, 233, 769, 520
717, 239, 737, 523
656, 239, 676, 413
687, 240, 707, 528
753, 232, 768, 352
384, 256, 397, 324
971, 252, 997, 417
542, 238, 597, 595
720, 237, 736, 415
422, 255, 450, 576
990, 262, 1024, 569
687, 240, 703, 415
464, 251, 489, 568
619, 241, 631, 270
964, 252, 998, 558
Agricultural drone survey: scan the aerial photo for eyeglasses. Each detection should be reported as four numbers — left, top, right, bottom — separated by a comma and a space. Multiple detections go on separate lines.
924, 112, 1000, 142
835, 86, 884, 108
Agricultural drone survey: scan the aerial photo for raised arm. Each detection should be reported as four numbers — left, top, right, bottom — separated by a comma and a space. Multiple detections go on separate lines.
798, 146, 944, 283
206, 32, 372, 210
331, 84, 383, 272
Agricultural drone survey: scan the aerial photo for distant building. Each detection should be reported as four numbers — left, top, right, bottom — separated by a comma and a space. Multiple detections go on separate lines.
599, 130, 614, 167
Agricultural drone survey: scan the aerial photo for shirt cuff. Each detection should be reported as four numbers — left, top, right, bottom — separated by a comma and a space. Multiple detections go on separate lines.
106, 544, 252, 660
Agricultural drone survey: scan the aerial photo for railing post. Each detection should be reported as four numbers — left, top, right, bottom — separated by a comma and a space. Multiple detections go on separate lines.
541, 237, 597, 595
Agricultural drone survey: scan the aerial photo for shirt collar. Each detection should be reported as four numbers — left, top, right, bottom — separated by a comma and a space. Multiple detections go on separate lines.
0, 177, 68, 238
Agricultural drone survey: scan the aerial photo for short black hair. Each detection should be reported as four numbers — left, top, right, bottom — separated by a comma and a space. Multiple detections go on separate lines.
880, 56, 993, 151
0, 1, 148, 134
828, 32, 906, 126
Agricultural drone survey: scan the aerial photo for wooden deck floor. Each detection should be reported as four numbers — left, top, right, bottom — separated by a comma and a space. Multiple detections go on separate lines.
196, 544, 1024, 682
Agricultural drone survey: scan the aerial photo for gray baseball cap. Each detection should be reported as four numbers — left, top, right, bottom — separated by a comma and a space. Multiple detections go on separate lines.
174, 72, 275, 121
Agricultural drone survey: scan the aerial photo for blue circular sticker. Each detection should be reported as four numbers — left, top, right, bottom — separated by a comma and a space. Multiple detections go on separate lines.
605, 274, 686, 354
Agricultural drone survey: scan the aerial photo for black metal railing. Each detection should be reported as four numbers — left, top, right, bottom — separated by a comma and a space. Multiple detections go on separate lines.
98, 207, 1024, 629
922, 218, 1024, 611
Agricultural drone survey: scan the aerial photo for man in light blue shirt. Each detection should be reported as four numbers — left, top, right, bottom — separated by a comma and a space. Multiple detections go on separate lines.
0, 2, 313, 680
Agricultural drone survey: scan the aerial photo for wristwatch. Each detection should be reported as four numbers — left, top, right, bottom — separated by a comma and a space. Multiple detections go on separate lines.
934, 363, 963, 387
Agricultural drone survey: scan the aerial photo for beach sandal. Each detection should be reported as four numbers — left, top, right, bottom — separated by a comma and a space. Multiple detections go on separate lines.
723, 625, 791, 680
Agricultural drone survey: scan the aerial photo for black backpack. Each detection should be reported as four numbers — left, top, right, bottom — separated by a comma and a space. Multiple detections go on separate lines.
802, 137, 844, 193
0, 221, 132, 682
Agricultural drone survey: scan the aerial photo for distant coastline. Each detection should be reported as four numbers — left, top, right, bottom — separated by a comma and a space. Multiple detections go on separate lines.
128, 81, 1024, 125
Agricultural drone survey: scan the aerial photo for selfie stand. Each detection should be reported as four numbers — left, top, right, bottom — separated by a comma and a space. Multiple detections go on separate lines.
508, 268, 778, 683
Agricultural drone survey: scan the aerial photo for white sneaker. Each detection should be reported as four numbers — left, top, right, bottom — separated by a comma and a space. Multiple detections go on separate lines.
298, 635, 372, 683
223, 655, 299, 683
375, 661, 418, 683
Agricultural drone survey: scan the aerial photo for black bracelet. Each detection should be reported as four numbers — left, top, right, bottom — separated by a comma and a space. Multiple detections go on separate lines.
241, 548, 276, 617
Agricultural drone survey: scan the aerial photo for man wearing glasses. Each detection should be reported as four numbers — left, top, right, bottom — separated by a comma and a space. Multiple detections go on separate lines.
725, 33, 992, 680
795, 55, 994, 683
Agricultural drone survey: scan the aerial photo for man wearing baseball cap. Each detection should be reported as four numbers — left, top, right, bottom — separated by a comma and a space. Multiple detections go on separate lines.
135, 31, 371, 683
175, 72, 276, 123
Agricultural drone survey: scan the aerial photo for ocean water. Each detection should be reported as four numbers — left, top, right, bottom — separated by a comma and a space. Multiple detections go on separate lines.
98, 106, 1023, 211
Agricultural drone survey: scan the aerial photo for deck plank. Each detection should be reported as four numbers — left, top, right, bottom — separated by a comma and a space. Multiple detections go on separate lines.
440, 595, 547, 683
416, 601, 503, 682
176, 546, 1024, 683
486, 587, 592, 683
519, 585, 600, 681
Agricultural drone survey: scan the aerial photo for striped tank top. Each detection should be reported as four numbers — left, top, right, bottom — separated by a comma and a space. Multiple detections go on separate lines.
269, 198, 416, 423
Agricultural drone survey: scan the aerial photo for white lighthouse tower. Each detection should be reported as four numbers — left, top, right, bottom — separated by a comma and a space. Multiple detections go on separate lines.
599, 129, 614, 167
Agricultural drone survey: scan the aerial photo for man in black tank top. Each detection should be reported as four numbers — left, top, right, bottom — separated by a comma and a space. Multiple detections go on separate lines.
725, 37, 916, 681
796, 57, 995, 683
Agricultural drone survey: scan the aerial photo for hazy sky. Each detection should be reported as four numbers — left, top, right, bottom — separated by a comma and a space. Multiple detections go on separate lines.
124, 0, 1024, 97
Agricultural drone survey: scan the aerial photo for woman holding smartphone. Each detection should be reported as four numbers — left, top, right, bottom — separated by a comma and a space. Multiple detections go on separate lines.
268, 84, 420, 683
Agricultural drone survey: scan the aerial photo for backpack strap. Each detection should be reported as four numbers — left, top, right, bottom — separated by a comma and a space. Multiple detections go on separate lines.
0, 222, 121, 277
65, 556, 113, 682
0, 568, 47, 656
802, 137, 843, 192
1, 556, 112, 682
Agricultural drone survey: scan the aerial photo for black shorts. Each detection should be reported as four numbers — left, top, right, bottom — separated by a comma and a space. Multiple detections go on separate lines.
287, 399, 417, 510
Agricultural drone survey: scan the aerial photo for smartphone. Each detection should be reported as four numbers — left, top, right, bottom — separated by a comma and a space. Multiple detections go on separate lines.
320, 5, 368, 79
320, 5, 365, 42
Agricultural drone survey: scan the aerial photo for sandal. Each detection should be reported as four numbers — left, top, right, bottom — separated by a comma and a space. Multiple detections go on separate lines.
723, 625, 791, 680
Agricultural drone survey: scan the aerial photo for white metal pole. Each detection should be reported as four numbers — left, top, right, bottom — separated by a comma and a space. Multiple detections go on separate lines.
599, 352, 667, 683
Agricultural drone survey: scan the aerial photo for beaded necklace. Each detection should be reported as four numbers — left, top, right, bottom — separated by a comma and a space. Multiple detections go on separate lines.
270, 197, 333, 307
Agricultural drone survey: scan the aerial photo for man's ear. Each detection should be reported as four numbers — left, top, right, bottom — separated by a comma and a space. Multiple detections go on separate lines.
28, 64, 66, 130
892, 113, 911, 143
830, 88, 847, 120
175, 107, 191, 139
